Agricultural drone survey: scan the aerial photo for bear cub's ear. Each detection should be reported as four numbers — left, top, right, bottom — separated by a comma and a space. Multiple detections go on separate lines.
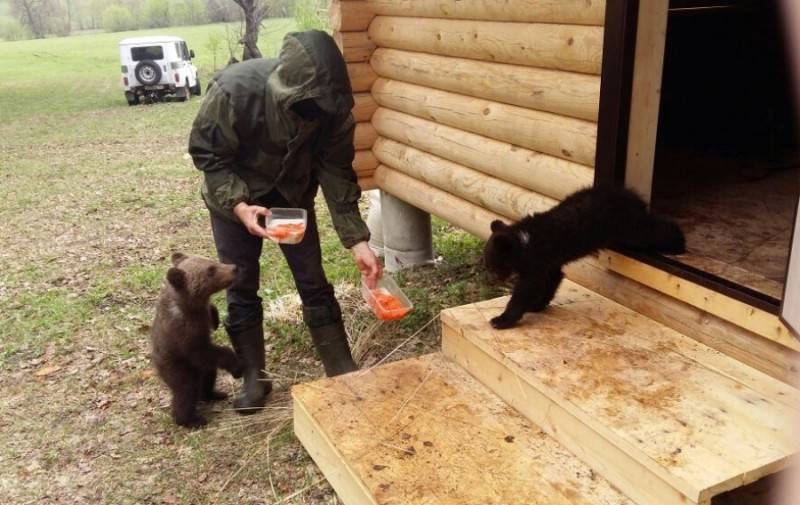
490, 220, 508, 233
171, 252, 188, 266
167, 267, 187, 290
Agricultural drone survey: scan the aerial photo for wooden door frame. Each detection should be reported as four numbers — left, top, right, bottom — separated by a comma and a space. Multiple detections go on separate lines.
594, 0, 783, 315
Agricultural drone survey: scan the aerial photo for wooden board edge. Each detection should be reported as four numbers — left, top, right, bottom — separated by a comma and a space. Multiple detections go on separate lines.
292, 390, 378, 505
624, 0, 668, 202
440, 323, 702, 505
598, 251, 800, 352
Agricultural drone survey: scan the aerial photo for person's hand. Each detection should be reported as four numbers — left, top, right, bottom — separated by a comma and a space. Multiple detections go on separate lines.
233, 202, 271, 238
351, 241, 382, 289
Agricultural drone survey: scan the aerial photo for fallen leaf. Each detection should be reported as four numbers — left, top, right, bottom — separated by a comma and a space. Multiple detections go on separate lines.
34, 365, 62, 377
198, 472, 208, 483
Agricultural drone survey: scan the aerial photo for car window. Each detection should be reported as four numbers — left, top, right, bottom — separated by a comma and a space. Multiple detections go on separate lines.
181, 42, 190, 61
131, 46, 164, 61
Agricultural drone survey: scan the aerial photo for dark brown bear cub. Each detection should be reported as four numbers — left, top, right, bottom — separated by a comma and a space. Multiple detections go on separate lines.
150, 252, 243, 428
484, 187, 685, 330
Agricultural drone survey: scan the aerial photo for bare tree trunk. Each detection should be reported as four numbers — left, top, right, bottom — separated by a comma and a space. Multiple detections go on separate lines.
16, 0, 45, 38
65, 0, 72, 33
232, 0, 268, 60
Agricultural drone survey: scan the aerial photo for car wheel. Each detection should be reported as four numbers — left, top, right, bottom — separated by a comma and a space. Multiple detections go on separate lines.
134, 60, 162, 86
125, 91, 140, 106
191, 79, 202, 97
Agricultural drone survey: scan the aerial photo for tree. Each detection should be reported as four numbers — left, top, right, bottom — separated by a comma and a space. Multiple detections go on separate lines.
13, 0, 49, 38
206, 0, 238, 23
231, 0, 269, 60
172, 0, 207, 26
204, 31, 223, 70
143, 0, 171, 28
101, 5, 134, 32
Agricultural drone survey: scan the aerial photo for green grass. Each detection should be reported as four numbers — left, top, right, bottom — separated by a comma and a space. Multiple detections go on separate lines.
0, 21, 501, 505
0, 20, 295, 123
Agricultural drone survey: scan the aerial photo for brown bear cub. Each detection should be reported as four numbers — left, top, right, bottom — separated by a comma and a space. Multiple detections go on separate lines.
484, 187, 685, 330
150, 252, 243, 428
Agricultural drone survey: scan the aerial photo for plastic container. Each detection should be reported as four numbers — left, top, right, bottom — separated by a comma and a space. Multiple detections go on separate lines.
362, 274, 413, 321
264, 208, 307, 245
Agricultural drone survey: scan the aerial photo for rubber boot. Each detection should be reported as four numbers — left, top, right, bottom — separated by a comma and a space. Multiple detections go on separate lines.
227, 324, 271, 414
303, 304, 357, 377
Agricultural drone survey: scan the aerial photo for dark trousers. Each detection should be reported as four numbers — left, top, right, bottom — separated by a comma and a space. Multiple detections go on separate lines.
210, 190, 336, 334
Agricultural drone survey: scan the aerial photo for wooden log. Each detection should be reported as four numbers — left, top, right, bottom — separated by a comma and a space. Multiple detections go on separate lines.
372, 108, 593, 200
347, 63, 377, 92
358, 177, 376, 191
353, 149, 378, 174
371, 48, 600, 121
564, 257, 800, 387
374, 137, 556, 220
353, 122, 377, 150
365, 0, 606, 26
375, 165, 505, 238
330, 0, 374, 32
351, 92, 377, 122
369, 16, 603, 74
372, 78, 597, 166
333, 31, 376, 63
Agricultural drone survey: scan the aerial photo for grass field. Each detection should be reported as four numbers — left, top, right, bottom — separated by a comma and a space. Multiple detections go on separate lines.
0, 21, 501, 505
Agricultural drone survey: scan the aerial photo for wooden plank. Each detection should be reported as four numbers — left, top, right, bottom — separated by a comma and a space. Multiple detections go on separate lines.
292, 353, 637, 505
373, 137, 556, 220
442, 325, 693, 505
354, 122, 377, 150
352, 92, 377, 122
330, 0, 374, 32
369, 16, 604, 75
598, 251, 800, 352
371, 48, 600, 121
624, 0, 669, 202
348, 63, 377, 92
365, 0, 606, 26
372, 78, 598, 166
375, 165, 502, 239
442, 283, 798, 505
564, 257, 800, 389
334, 31, 376, 63
294, 399, 377, 505
358, 177, 376, 191
781, 198, 800, 337
372, 108, 593, 201
592, 0, 640, 189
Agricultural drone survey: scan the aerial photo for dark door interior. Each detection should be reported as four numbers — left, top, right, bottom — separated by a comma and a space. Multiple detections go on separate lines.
647, 0, 800, 310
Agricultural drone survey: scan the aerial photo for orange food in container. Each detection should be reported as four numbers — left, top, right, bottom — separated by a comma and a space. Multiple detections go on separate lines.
265, 208, 307, 245
361, 275, 413, 321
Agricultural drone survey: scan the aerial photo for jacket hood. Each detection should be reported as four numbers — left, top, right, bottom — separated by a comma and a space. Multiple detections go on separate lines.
270, 30, 354, 117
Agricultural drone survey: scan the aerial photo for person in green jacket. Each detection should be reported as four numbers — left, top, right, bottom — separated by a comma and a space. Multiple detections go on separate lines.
189, 30, 382, 414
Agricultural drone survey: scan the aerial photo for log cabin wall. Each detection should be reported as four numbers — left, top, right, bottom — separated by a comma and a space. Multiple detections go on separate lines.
331, 0, 379, 189
341, 0, 606, 230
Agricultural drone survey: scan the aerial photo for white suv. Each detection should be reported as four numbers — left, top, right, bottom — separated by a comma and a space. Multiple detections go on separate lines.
119, 36, 201, 105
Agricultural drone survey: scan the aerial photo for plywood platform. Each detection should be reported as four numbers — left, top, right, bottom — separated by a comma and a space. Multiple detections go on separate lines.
293, 353, 636, 505
441, 281, 799, 505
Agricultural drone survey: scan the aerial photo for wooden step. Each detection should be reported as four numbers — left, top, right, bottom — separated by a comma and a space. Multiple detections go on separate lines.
441, 280, 799, 505
293, 353, 636, 505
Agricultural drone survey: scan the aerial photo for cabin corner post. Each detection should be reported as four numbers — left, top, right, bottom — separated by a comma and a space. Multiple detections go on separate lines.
379, 191, 434, 272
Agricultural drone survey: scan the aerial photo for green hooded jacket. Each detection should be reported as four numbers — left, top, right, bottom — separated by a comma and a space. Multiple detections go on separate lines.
188, 30, 369, 248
